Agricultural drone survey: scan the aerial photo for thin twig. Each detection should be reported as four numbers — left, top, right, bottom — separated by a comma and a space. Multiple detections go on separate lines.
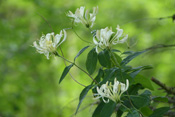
151, 77, 175, 95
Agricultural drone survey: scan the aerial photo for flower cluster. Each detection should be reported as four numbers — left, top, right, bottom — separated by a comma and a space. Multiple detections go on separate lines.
33, 30, 66, 59
93, 26, 128, 53
67, 6, 98, 28
95, 78, 129, 103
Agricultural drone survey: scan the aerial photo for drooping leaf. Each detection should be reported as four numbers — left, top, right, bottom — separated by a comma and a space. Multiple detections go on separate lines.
134, 74, 154, 90
75, 85, 93, 115
98, 49, 111, 68
127, 109, 140, 117
100, 101, 116, 117
74, 46, 89, 62
59, 64, 74, 84
86, 48, 98, 75
92, 101, 105, 117
149, 107, 170, 117
121, 50, 147, 66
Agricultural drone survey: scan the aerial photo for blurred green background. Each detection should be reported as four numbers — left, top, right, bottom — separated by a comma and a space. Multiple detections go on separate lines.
0, 0, 175, 116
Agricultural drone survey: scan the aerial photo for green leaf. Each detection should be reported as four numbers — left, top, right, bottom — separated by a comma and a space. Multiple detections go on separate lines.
140, 106, 153, 116
100, 101, 116, 117
121, 50, 147, 66
93, 68, 104, 83
59, 64, 74, 84
92, 101, 105, 117
111, 49, 121, 53
149, 107, 169, 117
134, 74, 154, 90
130, 90, 151, 109
75, 85, 93, 115
152, 96, 168, 103
86, 48, 98, 75
130, 65, 153, 78
127, 109, 140, 117
74, 46, 89, 62
98, 49, 111, 68
111, 52, 122, 67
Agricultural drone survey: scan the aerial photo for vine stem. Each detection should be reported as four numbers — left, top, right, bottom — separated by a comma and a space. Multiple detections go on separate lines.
55, 52, 98, 84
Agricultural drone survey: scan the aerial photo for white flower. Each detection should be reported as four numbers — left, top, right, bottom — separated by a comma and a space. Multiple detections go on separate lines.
93, 25, 128, 53
33, 30, 66, 59
67, 6, 98, 28
95, 78, 129, 103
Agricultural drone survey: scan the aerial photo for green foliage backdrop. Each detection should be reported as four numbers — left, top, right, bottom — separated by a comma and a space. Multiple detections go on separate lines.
0, 0, 175, 116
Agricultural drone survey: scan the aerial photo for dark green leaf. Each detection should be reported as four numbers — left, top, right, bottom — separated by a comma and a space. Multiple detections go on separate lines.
122, 51, 135, 55
59, 64, 74, 84
152, 96, 168, 103
134, 74, 154, 90
130, 95, 150, 109
111, 49, 121, 53
130, 65, 153, 78
121, 50, 147, 66
75, 85, 93, 115
127, 109, 140, 117
111, 52, 122, 67
149, 107, 169, 117
86, 48, 98, 75
98, 49, 111, 68
100, 101, 116, 117
92, 101, 105, 117
128, 84, 143, 95
93, 68, 104, 83
74, 46, 89, 62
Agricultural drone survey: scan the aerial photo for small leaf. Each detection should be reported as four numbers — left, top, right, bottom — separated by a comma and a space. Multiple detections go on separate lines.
86, 48, 98, 75
100, 101, 116, 117
127, 109, 140, 117
92, 101, 105, 117
75, 85, 93, 115
134, 74, 154, 90
149, 107, 169, 117
121, 50, 148, 66
98, 49, 111, 68
59, 64, 74, 84
74, 46, 89, 62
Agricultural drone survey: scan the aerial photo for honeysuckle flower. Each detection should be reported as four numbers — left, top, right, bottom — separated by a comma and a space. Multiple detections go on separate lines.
67, 6, 98, 28
93, 25, 128, 53
94, 78, 129, 103
33, 30, 66, 59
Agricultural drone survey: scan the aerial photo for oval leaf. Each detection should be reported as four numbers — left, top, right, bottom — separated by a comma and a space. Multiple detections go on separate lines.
59, 64, 74, 84
74, 46, 89, 62
86, 48, 98, 75
98, 49, 111, 68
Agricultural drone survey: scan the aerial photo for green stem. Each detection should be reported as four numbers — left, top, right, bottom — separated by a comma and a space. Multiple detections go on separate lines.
55, 52, 98, 84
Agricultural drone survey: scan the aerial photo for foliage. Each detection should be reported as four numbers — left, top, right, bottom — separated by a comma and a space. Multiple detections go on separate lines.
0, 0, 175, 117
